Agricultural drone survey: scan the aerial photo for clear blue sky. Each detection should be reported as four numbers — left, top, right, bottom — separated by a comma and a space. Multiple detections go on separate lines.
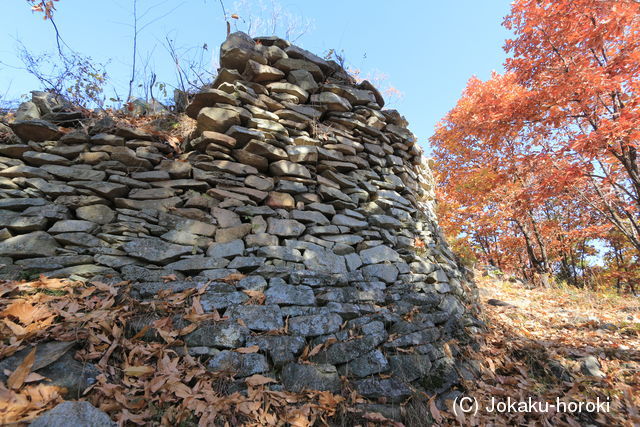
0, 0, 512, 152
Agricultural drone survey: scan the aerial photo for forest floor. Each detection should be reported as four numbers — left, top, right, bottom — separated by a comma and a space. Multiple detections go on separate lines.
443, 275, 640, 426
0, 274, 638, 426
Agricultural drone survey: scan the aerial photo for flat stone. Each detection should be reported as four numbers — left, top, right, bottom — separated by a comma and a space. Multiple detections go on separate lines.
302, 247, 347, 273
267, 82, 309, 103
207, 239, 245, 258
281, 363, 341, 393
0, 215, 47, 232
10, 119, 62, 142
91, 133, 125, 146
256, 246, 303, 262
186, 88, 240, 119
244, 59, 286, 82
48, 220, 97, 234
114, 197, 182, 212
197, 107, 241, 133
41, 165, 106, 181
361, 263, 399, 283
225, 304, 284, 331
207, 160, 258, 176
267, 218, 305, 237
207, 350, 269, 377
286, 145, 317, 163
30, 401, 115, 427
184, 320, 249, 348
265, 284, 315, 305
359, 245, 401, 264
292, 210, 329, 225
384, 328, 440, 348
311, 92, 352, 112
355, 377, 412, 403
23, 151, 70, 166
244, 175, 274, 191
388, 355, 432, 382
265, 192, 295, 210
289, 313, 342, 337
269, 160, 311, 178
215, 223, 252, 243
122, 237, 192, 264
227, 256, 265, 272
0, 165, 53, 180
200, 291, 248, 310
52, 232, 105, 248
287, 69, 318, 93
274, 57, 324, 81
225, 126, 264, 147
244, 139, 288, 160
128, 188, 175, 200
44, 264, 116, 279
237, 275, 268, 291
0, 198, 47, 211
165, 257, 229, 272
341, 350, 389, 378
195, 130, 237, 149
69, 181, 128, 198
0, 231, 59, 258
331, 214, 366, 229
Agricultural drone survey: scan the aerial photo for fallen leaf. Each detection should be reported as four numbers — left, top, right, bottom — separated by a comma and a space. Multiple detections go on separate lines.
245, 374, 276, 387
8, 348, 36, 390
124, 365, 155, 377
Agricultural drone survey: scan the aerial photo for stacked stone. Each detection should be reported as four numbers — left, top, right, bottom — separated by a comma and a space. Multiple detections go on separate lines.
0, 33, 478, 404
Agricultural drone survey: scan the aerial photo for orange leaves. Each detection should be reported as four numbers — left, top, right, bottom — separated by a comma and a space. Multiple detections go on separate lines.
7, 348, 36, 390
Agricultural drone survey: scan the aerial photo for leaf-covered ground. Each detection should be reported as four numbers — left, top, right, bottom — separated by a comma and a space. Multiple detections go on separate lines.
0, 274, 638, 426
439, 275, 640, 426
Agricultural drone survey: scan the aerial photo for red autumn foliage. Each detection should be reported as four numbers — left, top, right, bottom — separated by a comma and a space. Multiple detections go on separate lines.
431, 0, 640, 291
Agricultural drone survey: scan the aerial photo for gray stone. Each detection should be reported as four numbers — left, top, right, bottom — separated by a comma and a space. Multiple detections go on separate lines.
289, 313, 342, 337
0, 231, 59, 258
237, 275, 268, 291
355, 378, 413, 403
359, 245, 401, 264
256, 246, 303, 262
384, 328, 440, 348
269, 160, 311, 178
265, 284, 315, 306
200, 291, 249, 311
184, 320, 249, 348
361, 263, 399, 283
165, 257, 229, 272
227, 256, 265, 271
122, 237, 192, 264
225, 305, 284, 331
215, 224, 252, 243
208, 350, 269, 377
341, 350, 389, 378
42, 165, 106, 181
281, 363, 341, 393
581, 356, 606, 378
48, 220, 97, 234
207, 239, 245, 258
267, 218, 305, 237
30, 401, 115, 427
388, 355, 432, 382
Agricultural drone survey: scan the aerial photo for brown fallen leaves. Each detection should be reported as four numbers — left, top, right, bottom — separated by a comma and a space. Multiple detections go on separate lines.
0, 276, 369, 426
435, 276, 640, 426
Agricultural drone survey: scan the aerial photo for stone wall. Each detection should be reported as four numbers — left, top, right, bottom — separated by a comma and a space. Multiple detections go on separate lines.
0, 33, 479, 404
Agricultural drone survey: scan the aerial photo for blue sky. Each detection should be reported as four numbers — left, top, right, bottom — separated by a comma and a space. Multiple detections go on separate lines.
0, 0, 512, 152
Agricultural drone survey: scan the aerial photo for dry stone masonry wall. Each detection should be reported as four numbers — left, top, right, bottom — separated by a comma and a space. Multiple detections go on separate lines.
0, 33, 480, 404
